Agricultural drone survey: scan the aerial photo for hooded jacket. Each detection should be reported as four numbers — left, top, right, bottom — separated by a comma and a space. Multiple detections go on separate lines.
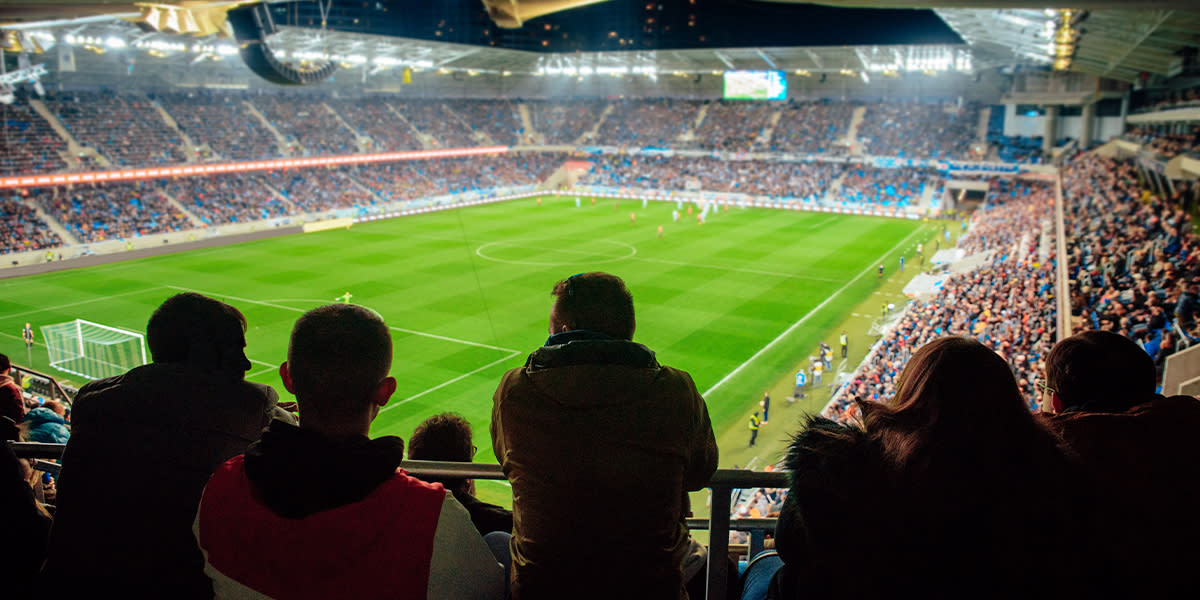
22, 406, 70, 444
491, 332, 718, 600
0, 373, 24, 424
195, 420, 504, 600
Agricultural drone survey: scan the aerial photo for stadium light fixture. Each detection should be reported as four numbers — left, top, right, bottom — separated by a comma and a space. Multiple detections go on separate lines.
104, 37, 126, 49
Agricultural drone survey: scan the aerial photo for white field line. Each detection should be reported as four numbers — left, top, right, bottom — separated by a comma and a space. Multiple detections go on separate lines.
701, 226, 927, 398
166, 285, 517, 353
2, 287, 161, 321
807, 217, 839, 229
380, 350, 522, 412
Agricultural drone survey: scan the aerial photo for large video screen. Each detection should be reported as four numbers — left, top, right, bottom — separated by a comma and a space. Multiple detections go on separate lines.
723, 70, 787, 101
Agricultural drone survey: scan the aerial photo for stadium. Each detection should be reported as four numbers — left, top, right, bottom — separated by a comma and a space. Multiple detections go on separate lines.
2, 0, 1200, 597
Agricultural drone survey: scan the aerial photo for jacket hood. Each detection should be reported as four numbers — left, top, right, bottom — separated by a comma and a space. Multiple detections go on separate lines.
23, 406, 67, 427
525, 338, 660, 408
244, 420, 407, 519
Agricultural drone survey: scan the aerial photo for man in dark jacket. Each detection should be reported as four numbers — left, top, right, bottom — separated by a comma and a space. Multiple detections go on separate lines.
0, 353, 26, 425
42, 293, 287, 599
1039, 330, 1200, 594
491, 272, 718, 600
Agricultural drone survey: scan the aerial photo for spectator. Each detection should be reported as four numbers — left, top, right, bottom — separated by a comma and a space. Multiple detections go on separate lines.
42, 292, 288, 599
491, 272, 718, 600
408, 412, 513, 536
20, 399, 70, 444
1, 440, 52, 599
1038, 330, 1200, 594
760, 337, 1099, 599
0, 353, 26, 425
195, 304, 504, 599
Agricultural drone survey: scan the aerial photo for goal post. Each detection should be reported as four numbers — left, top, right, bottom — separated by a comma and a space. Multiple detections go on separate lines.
41, 319, 148, 381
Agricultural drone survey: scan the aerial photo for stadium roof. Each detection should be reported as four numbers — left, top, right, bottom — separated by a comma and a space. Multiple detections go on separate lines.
1, 2, 1198, 83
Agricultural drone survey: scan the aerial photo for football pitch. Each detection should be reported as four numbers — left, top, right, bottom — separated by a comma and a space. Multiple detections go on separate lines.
0, 194, 927, 497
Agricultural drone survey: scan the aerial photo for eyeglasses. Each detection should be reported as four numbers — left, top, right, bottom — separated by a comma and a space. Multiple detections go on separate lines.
1036, 380, 1056, 396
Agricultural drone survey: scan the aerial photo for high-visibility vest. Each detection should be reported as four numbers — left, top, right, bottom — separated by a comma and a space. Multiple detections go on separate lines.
840, 334, 848, 346
749, 415, 761, 430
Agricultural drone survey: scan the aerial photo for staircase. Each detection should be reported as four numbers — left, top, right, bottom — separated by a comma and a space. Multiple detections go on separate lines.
385, 103, 435, 149
257, 178, 299, 213
517, 103, 543, 145
822, 173, 848, 205
22, 194, 79, 245
157, 189, 205, 227
756, 107, 786, 149
242, 101, 293, 157
27, 99, 111, 168
977, 106, 991, 144
149, 98, 199, 163
919, 180, 938, 211
574, 103, 613, 146
841, 106, 867, 154
322, 103, 370, 153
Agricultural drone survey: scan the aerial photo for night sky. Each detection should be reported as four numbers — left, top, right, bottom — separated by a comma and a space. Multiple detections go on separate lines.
282, 0, 961, 52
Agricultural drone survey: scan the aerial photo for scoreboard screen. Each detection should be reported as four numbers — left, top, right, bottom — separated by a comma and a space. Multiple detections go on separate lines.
722, 70, 787, 101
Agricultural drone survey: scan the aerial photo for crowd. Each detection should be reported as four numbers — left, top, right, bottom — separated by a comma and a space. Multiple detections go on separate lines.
599, 99, 699, 148
327, 98, 424, 152
43, 91, 188, 168
1, 196, 60, 254
1133, 84, 1200, 114
857, 100, 981, 160
528, 100, 607, 145
396, 101, 478, 149
0, 96, 68, 176
253, 94, 361, 157
689, 101, 777, 150
768, 100, 856, 155
449, 99, 526, 146
837, 167, 937, 207
166, 173, 287, 226
1122, 125, 1200, 159
266, 168, 377, 214
32, 181, 192, 243
1062, 153, 1200, 376
150, 91, 281, 162
579, 154, 846, 202
829, 179, 1057, 420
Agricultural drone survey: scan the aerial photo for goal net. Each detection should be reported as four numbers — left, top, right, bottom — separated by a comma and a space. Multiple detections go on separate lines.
41, 319, 148, 381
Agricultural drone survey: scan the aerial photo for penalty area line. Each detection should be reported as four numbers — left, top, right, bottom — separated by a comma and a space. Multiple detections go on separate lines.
380, 350, 523, 413
701, 226, 927, 398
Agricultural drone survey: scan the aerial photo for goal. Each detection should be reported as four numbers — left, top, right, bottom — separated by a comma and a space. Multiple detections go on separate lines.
41, 319, 148, 381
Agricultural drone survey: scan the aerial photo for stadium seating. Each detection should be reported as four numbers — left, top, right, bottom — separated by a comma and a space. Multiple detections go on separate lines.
857, 100, 981, 160
838, 167, 938, 208
528, 99, 607, 145
0, 95, 68, 175
1, 195, 61, 254
393, 101, 478, 149
768, 100, 856, 154
43, 91, 188, 168
253, 94, 360, 157
326, 98, 425, 152
597, 99, 700, 148
150, 91, 280, 162
690, 100, 778, 150
1123, 125, 1200, 159
166, 172, 287, 225
266, 167, 377, 213
32, 181, 192, 243
578, 154, 844, 202
447, 99, 526, 146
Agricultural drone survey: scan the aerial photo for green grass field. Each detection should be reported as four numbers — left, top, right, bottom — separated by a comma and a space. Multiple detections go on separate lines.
0, 194, 928, 504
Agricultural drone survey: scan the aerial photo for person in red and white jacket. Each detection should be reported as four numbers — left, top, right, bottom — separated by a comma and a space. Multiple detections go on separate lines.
195, 304, 504, 600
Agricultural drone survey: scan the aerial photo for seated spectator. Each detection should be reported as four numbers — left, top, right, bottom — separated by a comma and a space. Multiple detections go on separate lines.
42, 293, 288, 599
195, 304, 503, 599
1, 439, 52, 599
408, 412, 513, 536
20, 399, 70, 444
1038, 330, 1200, 594
0, 353, 25, 425
760, 337, 1099, 598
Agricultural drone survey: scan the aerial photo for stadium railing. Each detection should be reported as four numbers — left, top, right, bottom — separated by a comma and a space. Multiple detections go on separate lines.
9, 442, 787, 599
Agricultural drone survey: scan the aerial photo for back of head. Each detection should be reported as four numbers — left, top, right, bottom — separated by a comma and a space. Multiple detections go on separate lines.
146, 293, 250, 375
408, 412, 473, 463
287, 304, 392, 419
1046, 330, 1155, 412
550, 272, 635, 340
862, 336, 1047, 464
0, 353, 9, 374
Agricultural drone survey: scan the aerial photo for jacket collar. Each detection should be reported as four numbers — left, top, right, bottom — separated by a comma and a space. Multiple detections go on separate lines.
529, 331, 658, 371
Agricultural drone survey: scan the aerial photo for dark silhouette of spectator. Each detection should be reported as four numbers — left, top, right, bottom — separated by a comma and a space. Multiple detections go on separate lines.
491, 272, 718, 600
1038, 330, 1200, 594
42, 292, 288, 599
195, 304, 503, 599
0, 353, 25, 426
1, 440, 52, 599
759, 337, 1100, 599
408, 412, 513, 536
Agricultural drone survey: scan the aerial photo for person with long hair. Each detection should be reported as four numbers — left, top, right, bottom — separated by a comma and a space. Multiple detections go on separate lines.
749, 337, 1103, 599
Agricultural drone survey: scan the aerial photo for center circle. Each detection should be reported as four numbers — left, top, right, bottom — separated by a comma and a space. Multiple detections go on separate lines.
475, 239, 638, 266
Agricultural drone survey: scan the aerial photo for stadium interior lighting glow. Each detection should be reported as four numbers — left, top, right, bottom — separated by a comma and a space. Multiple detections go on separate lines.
0, 146, 511, 189
104, 37, 126, 48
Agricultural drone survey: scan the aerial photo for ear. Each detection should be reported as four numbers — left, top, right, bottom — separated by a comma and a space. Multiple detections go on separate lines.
372, 376, 397, 408
279, 362, 295, 395
1050, 391, 1064, 414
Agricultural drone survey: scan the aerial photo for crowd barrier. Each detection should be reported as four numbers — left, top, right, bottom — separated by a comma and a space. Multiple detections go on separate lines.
9, 442, 787, 599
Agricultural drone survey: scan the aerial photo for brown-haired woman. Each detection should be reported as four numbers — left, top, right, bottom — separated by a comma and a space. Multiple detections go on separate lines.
748, 336, 1107, 599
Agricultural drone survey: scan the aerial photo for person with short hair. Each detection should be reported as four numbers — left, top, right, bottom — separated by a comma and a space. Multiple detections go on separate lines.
492, 272, 717, 600
1039, 330, 1200, 593
195, 305, 503, 600
409, 412, 513, 536
43, 293, 286, 599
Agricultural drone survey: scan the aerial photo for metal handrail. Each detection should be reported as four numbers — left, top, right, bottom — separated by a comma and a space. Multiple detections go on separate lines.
9, 442, 787, 598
